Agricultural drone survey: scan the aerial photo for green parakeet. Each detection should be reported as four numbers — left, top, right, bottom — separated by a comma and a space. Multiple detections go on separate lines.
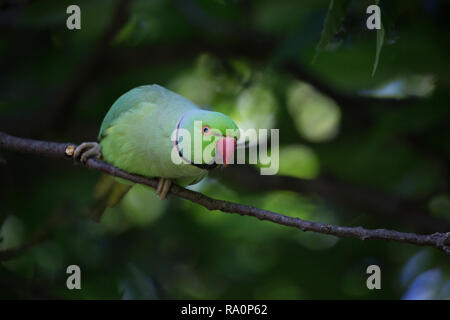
75, 84, 239, 202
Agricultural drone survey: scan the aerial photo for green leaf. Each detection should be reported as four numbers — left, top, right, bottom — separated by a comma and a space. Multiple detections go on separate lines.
113, 15, 138, 45
313, 0, 350, 63
372, 1, 384, 77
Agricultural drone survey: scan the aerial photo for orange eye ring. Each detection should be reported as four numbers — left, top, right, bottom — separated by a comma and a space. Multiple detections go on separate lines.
202, 125, 211, 135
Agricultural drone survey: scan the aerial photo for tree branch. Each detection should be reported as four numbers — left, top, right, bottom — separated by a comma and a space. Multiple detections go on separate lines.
0, 130, 449, 256
211, 166, 450, 233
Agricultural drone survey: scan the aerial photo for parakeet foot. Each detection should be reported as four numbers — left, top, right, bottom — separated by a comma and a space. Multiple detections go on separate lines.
74, 142, 102, 163
156, 178, 172, 200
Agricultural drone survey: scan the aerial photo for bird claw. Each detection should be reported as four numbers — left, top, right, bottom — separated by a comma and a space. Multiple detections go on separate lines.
73, 142, 102, 163
156, 178, 172, 200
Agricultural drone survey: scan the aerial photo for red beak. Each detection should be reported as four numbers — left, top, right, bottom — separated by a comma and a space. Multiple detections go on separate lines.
215, 137, 236, 166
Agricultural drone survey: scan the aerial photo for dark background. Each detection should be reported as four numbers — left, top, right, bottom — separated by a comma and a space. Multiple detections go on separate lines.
0, 0, 449, 299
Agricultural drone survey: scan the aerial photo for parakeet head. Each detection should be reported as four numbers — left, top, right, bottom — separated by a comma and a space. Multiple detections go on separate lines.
174, 109, 240, 169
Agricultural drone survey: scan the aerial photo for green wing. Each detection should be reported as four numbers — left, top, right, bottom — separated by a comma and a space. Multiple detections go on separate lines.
98, 84, 196, 140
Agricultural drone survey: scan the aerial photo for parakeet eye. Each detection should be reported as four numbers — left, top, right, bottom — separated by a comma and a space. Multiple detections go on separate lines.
202, 125, 211, 135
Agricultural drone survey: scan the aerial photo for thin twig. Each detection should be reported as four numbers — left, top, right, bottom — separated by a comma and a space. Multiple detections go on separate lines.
0, 130, 449, 255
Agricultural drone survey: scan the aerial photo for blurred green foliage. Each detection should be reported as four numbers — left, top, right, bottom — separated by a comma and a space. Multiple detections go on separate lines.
0, 0, 449, 299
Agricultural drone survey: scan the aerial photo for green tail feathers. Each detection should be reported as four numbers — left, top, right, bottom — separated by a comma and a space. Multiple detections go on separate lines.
89, 175, 132, 221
